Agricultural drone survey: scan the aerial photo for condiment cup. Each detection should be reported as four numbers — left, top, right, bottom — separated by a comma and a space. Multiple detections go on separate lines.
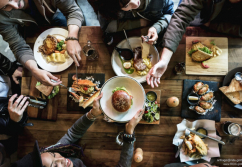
187, 92, 199, 106
146, 91, 157, 102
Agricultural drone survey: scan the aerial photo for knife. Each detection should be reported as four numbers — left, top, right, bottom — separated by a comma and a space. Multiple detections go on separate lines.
188, 129, 225, 145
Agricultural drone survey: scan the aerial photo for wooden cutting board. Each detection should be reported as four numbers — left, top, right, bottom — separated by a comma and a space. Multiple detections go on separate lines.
185, 37, 228, 75
27, 75, 61, 121
139, 89, 161, 125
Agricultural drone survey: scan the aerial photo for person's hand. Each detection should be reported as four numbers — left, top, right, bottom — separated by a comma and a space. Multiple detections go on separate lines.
12, 67, 23, 84
141, 27, 158, 45
32, 68, 62, 86
66, 40, 82, 66
146, 61, 167, 88
8, 94, 29, 122
125, 109, 144, 134
89, 92, 103, 117
204, 22, 210, 27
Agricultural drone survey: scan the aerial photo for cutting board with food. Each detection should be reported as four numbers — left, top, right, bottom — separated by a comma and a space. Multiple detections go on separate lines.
181, 79, 222, 122
186, 37, 228, 75
67, 73, 105, 112
27, 75, 61, 121
139, 89, 161, 125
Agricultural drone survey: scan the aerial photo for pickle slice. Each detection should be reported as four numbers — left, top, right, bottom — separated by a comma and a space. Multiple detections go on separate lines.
155, 113, 160, 120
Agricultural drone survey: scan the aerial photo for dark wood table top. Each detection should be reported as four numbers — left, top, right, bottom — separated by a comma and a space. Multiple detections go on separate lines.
20, 26, 242, 167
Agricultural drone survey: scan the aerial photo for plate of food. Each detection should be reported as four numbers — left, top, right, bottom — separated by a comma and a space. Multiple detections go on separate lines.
220, 67, 242, 110
174, 119, 221, 165
181, 79, 222, 122
185, 37, 228, 76
111, 37, 160, 83
100, 76, 145, 123
34, 28, 73, 73
67, 73, 105, 112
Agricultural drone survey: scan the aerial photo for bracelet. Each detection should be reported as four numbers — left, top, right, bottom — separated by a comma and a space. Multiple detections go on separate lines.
65, 37, 78, 41
123, 132, 136, 144
86, 112, 96, 121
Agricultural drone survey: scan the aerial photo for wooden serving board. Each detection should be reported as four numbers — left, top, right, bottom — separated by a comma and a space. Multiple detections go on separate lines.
185, 37, 228, 76
139, 89, 161, 125
27, 75, 61, 121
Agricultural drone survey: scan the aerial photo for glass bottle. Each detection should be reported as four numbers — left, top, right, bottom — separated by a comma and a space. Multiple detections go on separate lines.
82, 40, 98, 60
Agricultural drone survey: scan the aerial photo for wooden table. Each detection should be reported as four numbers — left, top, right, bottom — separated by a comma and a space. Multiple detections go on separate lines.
20, 26, 242, 167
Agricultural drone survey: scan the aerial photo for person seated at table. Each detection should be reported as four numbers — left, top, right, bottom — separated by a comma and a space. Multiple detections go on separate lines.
164, 163, 218, 167
0, 53, 30, 166
89, 0, 174, 45
146, 0, 242, 88
11, 93, 144, 167
0, 0, 84, 86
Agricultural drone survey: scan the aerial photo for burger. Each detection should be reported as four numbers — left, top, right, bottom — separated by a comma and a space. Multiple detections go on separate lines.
112, 87, 133, 112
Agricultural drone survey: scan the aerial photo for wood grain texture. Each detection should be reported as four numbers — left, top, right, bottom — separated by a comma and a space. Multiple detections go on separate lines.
19, 26, 242, 167
186, 37, 228, 75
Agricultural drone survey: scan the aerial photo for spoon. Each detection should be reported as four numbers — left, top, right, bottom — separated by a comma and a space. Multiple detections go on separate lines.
234, 72, 242, 84
123, 29, 133, 50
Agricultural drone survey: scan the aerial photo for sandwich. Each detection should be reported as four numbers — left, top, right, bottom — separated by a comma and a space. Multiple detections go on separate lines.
189, 41, 213, 62
36, 82, 59, 99
112, 87, 133, 112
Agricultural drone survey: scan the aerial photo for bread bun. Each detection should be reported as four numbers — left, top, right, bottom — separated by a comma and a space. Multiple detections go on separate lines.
112, 90, 132, 112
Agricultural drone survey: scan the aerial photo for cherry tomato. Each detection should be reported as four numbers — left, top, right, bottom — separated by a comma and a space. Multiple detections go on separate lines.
145, 111, 148, 114
83, 87, 88, 91
155, 101, 158, 104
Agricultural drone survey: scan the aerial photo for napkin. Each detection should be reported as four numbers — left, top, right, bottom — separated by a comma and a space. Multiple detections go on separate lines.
173, 119, 221, 162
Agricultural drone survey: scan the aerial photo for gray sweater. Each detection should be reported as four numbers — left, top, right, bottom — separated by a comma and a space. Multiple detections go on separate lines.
58, 114, 134, 167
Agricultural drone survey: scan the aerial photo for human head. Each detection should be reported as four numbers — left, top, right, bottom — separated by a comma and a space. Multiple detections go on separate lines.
0, 0, 28, 11
95, 0, 140, 19
41, 152, 73, 167
190, 163, 218, 167
229, 0, 242, 3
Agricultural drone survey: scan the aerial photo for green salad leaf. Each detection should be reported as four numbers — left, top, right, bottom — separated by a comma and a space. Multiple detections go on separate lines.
48, 86, 59, 99
112, 87, 128, 93
210, 41, 216, 45
198, 47, 212, 54
188, 49, 196, 56
36, 82, 41, 86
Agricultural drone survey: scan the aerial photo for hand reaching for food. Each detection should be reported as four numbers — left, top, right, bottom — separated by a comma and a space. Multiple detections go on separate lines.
66, 40, 82, 67
125, 109, 144, 135
141, 27, 158, 45
88, 92, 103, 118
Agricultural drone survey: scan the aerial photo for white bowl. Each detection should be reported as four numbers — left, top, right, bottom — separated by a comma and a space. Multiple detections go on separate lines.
100, 76, 145, 123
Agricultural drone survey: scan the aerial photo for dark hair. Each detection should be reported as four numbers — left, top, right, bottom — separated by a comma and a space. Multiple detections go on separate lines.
88, 0, 129, 20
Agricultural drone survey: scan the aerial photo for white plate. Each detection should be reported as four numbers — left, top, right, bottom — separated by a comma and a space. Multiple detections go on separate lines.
33, 28, 73, 73
111, 37, 160, 83
100, 76, 145, 123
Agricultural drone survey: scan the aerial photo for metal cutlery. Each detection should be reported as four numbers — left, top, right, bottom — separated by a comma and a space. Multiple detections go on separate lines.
188, 128, 225, 145
50, 79, 75, 93
175, 129, 190, 158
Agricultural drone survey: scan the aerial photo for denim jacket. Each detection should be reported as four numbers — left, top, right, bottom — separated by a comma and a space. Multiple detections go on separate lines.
0, 0, 84, 66
98, 0, 174, 35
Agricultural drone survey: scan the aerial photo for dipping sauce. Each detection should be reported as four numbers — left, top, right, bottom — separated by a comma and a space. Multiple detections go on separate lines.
197, 128, 207, 135
146, 91, 157, 102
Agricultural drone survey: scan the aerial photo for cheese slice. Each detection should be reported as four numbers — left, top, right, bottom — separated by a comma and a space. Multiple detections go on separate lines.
141, 42, 150, 59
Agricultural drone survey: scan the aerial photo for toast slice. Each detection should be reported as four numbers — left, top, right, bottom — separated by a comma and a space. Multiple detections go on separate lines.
80, 90, 100, 108
225, 79, 242, 93
36, 84, 53, 96
219, 86, 241, 104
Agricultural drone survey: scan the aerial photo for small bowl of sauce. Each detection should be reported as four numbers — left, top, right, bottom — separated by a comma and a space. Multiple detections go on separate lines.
187, 92, 199, 106
146, 91, 157, 102
196, 127, 208, 139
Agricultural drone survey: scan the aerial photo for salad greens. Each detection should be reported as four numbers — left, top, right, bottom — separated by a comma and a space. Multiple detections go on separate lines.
36, 82, 59, 99
56, 40, 65, 51
198, 47, 212, 54
188, 49, 196, 56
210, 41, 216, 45
112, 87, 128, 93
143, 101, 160, 123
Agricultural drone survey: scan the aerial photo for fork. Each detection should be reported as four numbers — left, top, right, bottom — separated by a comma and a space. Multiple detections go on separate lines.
50, 79, 76, 93
175, 129, 190, 158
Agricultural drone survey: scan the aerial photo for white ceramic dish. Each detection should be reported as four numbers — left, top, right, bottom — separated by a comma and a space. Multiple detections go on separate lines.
100, 76, 145, 123
111, 37, 160, 83
33, 28, 73, 73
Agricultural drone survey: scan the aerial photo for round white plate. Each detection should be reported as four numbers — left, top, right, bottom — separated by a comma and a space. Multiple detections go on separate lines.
111, 37, 160, 83
100, 76, 145, 123
33, 28, 73, 73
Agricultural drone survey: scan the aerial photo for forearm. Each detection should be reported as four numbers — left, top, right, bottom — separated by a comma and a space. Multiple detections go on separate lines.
57, 114, 94, 145
68, 25, 80, 38
159, 47, 173, 64
24, 60, 38, 72
116, 142, 134, 167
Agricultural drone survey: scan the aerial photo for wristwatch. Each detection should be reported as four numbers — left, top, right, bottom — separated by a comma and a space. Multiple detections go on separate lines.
123, 132, 136, 144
